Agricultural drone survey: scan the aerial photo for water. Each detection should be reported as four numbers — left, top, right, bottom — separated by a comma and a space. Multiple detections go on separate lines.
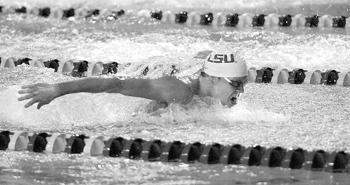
1, 0, 350, 184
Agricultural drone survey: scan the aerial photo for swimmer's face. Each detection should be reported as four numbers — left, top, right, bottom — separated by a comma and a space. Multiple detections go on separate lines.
204, 75, 247, 107
216, 76, 247, 107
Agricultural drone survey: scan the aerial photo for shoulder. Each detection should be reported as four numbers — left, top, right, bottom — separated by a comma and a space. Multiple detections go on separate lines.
150, 76, 195, 104
119, 76, 195, 104
151, 76, 190, 87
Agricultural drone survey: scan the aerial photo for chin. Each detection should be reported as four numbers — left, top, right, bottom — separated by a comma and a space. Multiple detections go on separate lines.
224, 101, 237, 108
230, 102, 237, 107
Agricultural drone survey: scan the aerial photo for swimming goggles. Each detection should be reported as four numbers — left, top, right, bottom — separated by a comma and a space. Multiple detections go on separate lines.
223, 77, 247, 88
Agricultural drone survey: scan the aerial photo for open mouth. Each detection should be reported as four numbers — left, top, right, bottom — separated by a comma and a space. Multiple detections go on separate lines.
229, 95, 238, 105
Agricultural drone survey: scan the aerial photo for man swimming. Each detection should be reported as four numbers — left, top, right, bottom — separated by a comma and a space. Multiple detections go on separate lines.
18, 51, 248, 109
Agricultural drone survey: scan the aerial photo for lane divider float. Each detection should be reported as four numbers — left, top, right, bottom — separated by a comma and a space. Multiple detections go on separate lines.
1, 56, 349, 86
0, 130, 349, 173
0, 5, 349, 29
0, 57, 119, 77
248, 67, 349, 86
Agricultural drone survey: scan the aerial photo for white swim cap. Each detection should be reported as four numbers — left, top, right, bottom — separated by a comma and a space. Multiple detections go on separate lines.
202, 51, 248, 78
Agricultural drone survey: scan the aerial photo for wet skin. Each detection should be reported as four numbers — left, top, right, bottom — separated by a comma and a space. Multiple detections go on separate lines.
198, 75, 248, 107
17, 75, 247, 109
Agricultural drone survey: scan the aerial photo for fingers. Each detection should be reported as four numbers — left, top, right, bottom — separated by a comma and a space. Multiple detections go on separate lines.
18, 88, 36, 94
21, 83, 46, 89
21, 84, 38, 89
18, 93, 36, 101
22, 98, 47, 109
25, 99, 39, 108
37, 103, 42, 109
37, 102, 46, 109
18, 83, 50, 109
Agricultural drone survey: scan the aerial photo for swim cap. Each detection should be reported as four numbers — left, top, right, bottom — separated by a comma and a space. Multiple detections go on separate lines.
202, 51, 248, 78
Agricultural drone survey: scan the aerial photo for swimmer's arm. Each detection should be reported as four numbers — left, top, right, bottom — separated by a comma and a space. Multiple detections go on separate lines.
19, 76, 193, 109
56, 77, 123, 94
116, 76, 194, 104
56, 76, 193, 104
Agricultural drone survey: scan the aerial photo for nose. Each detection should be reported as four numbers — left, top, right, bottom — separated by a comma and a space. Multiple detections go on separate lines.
237, 83, 244, 93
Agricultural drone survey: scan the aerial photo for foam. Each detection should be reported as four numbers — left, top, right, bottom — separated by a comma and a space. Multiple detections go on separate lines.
0, 83, 288, 133
0, 85, 148, 129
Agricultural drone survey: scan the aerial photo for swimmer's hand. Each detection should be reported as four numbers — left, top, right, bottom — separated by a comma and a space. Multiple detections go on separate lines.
18, 83, 59, 109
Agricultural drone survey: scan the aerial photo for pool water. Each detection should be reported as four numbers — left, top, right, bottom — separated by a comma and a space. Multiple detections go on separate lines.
1, 0, 350, 184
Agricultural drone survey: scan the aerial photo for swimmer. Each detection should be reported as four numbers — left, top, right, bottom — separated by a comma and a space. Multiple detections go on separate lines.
18, 51, 248, 109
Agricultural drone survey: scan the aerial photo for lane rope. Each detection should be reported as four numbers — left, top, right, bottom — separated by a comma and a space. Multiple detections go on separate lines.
0, 130, 349, 173
0, 6, 349, 28
1, 57, 349, 86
